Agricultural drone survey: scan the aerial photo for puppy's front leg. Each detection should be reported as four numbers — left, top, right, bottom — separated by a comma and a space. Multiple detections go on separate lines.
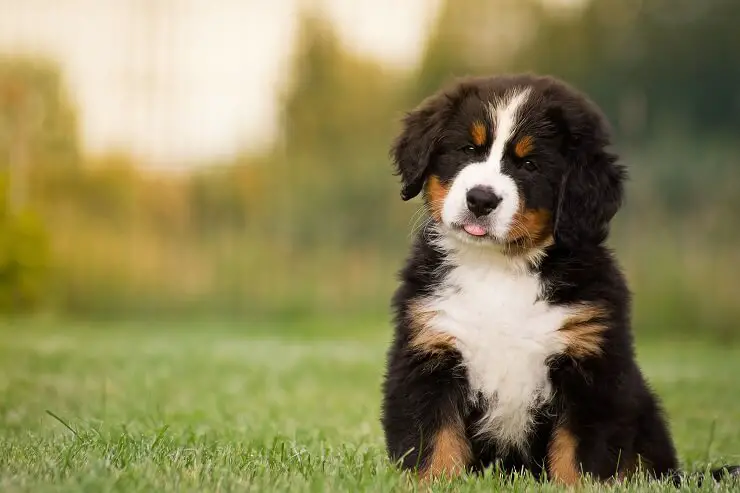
381, 342, 471, 480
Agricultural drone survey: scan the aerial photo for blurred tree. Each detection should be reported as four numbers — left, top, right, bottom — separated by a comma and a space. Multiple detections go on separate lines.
0, 58, 69, 313
279, 13, 401, 161
190, 166, 249, 233
274, 10, 410, 248
410, 0, 543, 105
415, 0, 740, 140
0, 56, 84, 222
0, 57, 80, 170
0, 173, 49, 314
513, 0, 740, 139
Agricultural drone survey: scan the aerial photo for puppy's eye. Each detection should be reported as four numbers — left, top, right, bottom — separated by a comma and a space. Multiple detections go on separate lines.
462, 145, 477, 154
523, 159, 537, 172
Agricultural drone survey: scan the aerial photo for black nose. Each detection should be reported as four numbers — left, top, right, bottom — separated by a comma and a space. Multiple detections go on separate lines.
466, 186, 501, 217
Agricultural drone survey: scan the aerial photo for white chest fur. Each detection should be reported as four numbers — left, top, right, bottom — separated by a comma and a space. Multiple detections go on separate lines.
420, 249, 572, 452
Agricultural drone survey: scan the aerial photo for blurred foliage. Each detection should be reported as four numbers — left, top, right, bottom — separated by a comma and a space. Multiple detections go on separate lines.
0, 1, 739, 339
0, 174, 49, 313
0, 56, 80, 169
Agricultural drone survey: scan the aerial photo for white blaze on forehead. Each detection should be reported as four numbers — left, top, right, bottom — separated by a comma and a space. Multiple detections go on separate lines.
487, 88, 532, 170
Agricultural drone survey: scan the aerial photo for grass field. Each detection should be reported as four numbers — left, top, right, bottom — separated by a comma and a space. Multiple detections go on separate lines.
1, 319, 739, 492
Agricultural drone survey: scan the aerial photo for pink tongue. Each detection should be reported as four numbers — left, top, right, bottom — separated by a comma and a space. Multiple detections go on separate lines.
463, 224, 487, 236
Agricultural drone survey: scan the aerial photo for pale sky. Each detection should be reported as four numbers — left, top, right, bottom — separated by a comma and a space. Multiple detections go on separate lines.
0, 0, 442, 167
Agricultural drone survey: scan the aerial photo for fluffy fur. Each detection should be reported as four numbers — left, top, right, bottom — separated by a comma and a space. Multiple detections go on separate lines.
380, 73, 738, 485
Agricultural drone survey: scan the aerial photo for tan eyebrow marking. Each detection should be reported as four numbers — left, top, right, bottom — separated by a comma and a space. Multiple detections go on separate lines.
470, 121, 487, 146
514, 135, 534, 158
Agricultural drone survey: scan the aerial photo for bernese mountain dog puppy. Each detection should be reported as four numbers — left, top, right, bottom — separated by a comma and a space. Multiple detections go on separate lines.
381, 73, 738, 485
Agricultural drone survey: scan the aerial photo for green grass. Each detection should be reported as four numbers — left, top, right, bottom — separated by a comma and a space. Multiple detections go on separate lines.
1, 319, 739, 492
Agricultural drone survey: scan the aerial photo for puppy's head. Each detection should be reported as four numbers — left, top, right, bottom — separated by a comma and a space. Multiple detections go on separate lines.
391, 74, 625, 255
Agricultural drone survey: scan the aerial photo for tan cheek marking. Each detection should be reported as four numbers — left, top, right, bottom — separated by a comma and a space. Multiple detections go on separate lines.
408, 300, 456, 356
425, 175, 449, 222
471, 121, 487, 147
514, 135, 534, 158
507, 207, 552, 247
547, 425, 580, 485
560, 304, 609, 359
421, 421, 472, 481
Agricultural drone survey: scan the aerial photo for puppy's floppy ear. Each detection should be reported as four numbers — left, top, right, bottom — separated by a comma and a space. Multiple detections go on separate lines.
390, 92, 450, 201
549, 101, 626, 247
